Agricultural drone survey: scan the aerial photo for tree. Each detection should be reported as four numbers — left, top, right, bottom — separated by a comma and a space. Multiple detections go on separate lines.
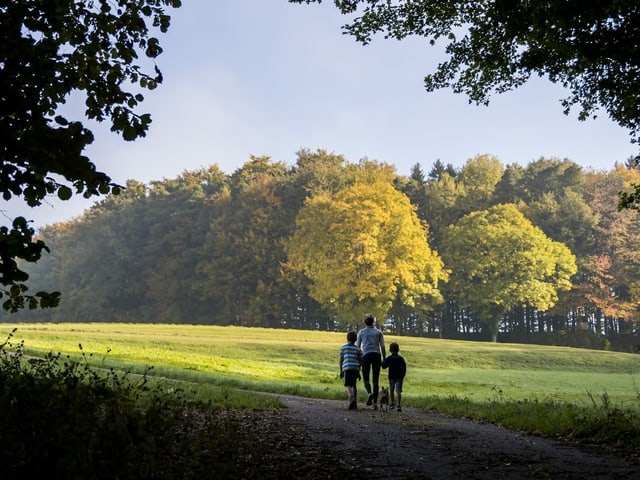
428, 160, 458, 181
618, 158, 640, 210
493, 163, 526, 204
276, 149, 352, 328
287, 148, 350, 204
455, 154, 504, 214
423, 169, 466, 248
440, 203, 577, 342
523, 189, 597, 254
395, 163, 429, 222
0, 0, 182, 311
141, 167, 227, 323
581, 167, 640, 333
286, 180, 447, 326
196, 160, 295, 327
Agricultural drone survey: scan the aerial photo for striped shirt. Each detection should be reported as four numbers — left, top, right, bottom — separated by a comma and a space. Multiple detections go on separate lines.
340, 343, 362, 372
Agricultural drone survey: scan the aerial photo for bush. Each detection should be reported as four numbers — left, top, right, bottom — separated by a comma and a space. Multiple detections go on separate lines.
0, 329, 239, 479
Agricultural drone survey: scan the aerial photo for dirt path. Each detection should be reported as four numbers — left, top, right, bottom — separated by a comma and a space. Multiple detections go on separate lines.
269, 394, 639, 479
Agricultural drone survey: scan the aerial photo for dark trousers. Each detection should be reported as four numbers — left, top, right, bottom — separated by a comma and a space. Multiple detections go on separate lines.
361, 352, 382, 402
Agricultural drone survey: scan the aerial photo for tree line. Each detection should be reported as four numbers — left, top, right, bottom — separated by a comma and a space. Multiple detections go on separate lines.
6, 150, 640, 351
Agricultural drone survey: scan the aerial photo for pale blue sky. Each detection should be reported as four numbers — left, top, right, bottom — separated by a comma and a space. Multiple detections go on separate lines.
6, 0, 637, 227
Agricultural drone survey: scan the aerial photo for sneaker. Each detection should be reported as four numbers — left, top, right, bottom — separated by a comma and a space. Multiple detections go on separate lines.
366, 393, 373, 406
396, 406, 402, 412
348, 401, 357, 410
389, 404, 396, 410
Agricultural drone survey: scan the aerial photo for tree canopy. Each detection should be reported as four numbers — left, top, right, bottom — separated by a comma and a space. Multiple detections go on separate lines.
440, 203, 577, 342
285, 180, 447, 325
0, 0, 181, 311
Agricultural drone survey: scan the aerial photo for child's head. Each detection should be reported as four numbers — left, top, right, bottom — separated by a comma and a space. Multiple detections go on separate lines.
364, 314, 375, 326
346, 331, 357, 343
389, 342, 399, 353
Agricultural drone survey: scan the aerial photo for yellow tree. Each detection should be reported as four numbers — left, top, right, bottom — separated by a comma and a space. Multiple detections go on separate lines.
285, 181, 447, 326
441, 203, 577, 342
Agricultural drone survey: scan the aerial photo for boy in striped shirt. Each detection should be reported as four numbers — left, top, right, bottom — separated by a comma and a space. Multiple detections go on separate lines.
339, 331, 362, 410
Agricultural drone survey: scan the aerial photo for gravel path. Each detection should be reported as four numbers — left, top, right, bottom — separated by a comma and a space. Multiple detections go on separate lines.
271, 394, 639, 479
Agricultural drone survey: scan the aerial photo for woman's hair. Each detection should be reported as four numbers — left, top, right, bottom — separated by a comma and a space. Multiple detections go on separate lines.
364, 314, 375, 326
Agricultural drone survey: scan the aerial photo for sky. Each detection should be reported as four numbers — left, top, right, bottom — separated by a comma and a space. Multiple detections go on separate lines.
6, 0, 638, 228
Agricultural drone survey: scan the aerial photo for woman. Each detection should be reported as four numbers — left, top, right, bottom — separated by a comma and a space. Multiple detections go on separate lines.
356, 314, 386, 410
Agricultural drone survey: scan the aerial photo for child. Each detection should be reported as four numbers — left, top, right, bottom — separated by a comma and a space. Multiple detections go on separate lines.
381, 342, 406, 411
339, 331, 362, 410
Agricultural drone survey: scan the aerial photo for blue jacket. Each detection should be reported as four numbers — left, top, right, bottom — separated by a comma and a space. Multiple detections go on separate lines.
381, 353, 406, 379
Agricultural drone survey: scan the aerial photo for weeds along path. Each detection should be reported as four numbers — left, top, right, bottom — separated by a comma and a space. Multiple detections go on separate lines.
269, 394, 638, 479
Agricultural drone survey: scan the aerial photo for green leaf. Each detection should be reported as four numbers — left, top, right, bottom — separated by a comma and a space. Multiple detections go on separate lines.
57, 186, 73, 200
122, 125, 138, 141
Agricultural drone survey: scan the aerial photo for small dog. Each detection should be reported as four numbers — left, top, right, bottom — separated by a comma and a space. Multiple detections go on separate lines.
378, 387, 389, 412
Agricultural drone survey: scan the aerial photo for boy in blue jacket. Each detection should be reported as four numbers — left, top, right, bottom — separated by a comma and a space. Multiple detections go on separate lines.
381, 342, 406, 411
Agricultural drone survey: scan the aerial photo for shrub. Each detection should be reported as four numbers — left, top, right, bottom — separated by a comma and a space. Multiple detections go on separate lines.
0, 329, 239, 479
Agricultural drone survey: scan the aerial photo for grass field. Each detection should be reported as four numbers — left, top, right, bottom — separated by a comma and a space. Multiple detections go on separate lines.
2, 322, 639, 409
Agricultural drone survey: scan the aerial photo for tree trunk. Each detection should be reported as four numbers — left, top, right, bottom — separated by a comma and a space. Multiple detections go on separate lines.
488, 314, 502, 342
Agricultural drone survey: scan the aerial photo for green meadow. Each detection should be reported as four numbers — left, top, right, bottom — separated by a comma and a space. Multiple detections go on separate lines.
3, 322, 639, 410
